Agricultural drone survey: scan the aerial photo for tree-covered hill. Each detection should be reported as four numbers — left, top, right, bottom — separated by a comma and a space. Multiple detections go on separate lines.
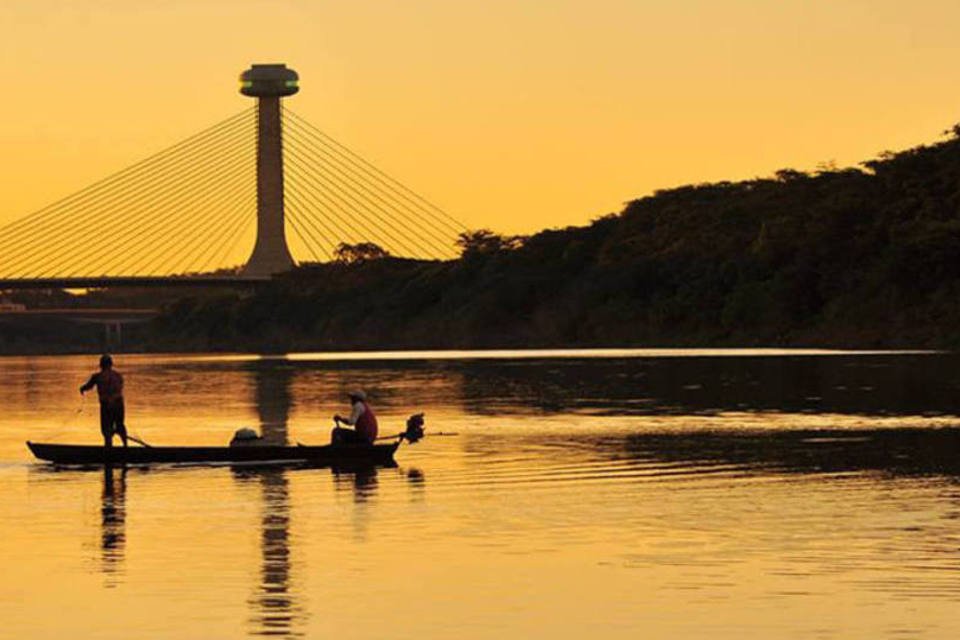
148, 126, 960, 351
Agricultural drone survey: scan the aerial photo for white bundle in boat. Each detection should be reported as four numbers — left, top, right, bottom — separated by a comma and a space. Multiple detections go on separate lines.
230, 427, 263, 446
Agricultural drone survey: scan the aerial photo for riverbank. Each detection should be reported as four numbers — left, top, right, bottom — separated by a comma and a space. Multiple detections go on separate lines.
142, 125, 960, 353
7, 123, 960, 355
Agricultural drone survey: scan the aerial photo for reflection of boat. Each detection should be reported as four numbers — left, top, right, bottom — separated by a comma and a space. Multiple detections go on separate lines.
26, 441, 400, 466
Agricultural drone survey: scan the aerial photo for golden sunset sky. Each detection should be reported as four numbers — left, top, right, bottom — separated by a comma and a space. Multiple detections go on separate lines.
2, 0, 960, 235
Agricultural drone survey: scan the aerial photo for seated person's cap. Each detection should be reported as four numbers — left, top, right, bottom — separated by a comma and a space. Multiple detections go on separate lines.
348, 390, 367, 401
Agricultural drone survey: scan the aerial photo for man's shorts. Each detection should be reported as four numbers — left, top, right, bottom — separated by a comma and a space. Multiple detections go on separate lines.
100, 401, 126, 437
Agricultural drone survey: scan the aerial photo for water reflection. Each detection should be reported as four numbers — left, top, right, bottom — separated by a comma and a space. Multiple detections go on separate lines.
233, 468, 301, 638
333, 466, 379, 503
100, 464, 126, 585
243, 363, 302, 638
454, 354, 960, 417
405, 467, 426, 504
406, 467, 425, 485
17, 351, 960, 640
620, 427, 960, 478
249, 361, 295, 446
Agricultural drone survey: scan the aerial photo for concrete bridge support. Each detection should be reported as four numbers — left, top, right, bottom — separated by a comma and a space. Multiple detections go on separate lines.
102, 322, 123, 351
240, 64, 299, 277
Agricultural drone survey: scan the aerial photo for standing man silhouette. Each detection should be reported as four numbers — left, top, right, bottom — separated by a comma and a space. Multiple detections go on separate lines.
80, 354, 128, 449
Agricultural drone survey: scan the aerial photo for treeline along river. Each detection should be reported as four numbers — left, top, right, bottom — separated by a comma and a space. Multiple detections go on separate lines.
2, 349, 960, 638
6, 123, 960, 354
136, 124, 960, 352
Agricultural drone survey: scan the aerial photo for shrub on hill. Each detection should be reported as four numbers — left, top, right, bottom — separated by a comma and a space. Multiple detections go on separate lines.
148, 126, 960, 350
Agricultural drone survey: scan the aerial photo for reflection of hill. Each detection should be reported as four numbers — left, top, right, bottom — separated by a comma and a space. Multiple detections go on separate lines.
453, 355, 960, 417
621, 428, 960, 478
153, 126, 960, 351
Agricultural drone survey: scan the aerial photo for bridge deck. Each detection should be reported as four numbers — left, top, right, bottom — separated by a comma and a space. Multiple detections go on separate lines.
0, 276, 272, 290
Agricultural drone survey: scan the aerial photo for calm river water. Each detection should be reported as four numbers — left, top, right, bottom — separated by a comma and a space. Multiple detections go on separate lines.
2, 349, 960, 639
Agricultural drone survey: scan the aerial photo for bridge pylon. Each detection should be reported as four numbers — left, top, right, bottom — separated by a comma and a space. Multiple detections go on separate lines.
240, 63, 299, 277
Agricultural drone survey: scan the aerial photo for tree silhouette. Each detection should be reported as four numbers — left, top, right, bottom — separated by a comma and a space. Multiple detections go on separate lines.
456, 229, 524, 257
333, 242, 390, 264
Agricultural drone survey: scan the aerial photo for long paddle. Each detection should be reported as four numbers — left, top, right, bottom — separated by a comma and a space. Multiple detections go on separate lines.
126, 432, 152, 448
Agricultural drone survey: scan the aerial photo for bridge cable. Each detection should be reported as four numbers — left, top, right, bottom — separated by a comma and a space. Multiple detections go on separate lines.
117, 146, 257, 275
173, 192, 257, 275
204, 208, 258, 273
0, 107, 254, 243
2, 118, 254, 275
149, 169, 257, 275
0, 108, 255, 259
4, 112, 257, 276
51, 122, 256, 275
121, 142, 257, 275
53, 133, 256, 277
286, 165, 431, 259
284, 108, 466, 234
283, 130, 448, 257
283, 118, 459, 254
45, 131, 256, 277
283, 197, 338, 259
167, 166, 258, 275
284, 206, 324, 263
285, 188, 360, 259
282, 147, 430, 257
283, 179, 369, 257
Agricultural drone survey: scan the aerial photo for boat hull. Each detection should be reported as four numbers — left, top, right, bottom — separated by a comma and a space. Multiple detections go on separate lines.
26, 441, 400, 467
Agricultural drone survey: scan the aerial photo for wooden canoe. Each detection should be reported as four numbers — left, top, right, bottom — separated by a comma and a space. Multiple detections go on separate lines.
26, 440, 400, 467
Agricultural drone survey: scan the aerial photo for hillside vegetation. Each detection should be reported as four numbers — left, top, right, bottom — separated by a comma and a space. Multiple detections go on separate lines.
148, 126, 960, 351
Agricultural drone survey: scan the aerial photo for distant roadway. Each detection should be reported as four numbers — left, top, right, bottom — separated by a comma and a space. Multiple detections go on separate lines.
0, 308, 159, 320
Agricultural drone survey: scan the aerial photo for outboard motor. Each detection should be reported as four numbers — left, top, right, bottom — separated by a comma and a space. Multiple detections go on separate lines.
403, 413, 425, 444
230, 427, 263, 447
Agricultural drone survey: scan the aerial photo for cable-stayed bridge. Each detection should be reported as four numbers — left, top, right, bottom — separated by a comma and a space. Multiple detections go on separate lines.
0, 64, 465, 290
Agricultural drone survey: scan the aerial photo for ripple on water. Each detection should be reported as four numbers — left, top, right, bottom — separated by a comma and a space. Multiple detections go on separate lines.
5, 352, 960, 639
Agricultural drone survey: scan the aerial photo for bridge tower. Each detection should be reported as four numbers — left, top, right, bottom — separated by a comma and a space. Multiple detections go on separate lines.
240, 64, 299, 276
